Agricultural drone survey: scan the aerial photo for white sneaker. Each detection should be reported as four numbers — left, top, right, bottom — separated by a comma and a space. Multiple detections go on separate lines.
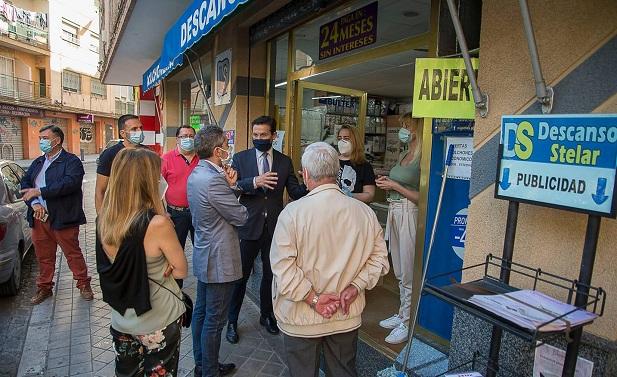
385, 323, 409, 344
379, 314, 403, 329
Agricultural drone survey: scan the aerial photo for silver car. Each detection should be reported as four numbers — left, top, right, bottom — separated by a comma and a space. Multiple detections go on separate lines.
0, 160, 33, 296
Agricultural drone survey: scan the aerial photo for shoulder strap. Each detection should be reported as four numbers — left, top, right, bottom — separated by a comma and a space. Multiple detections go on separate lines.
147, 277, 190, 309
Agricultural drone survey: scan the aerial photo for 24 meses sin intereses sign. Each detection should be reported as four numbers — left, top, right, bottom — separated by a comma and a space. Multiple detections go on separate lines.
496, 115, 617, 217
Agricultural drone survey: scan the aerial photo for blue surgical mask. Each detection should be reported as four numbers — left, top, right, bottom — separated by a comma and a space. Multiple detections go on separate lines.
179, 137, 194, 152
128, 130, 144, 144
39, 139, 53, 153
398, 128, 411, 143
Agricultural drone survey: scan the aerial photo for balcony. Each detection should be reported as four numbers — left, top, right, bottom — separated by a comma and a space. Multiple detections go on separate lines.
0, 74, 51, 106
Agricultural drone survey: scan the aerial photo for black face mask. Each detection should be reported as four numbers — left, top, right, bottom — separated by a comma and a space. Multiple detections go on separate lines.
253, 139, 273, 152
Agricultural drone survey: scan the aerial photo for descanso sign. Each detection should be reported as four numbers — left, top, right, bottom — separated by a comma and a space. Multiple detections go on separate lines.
143, 0, 251, 91
496, 114, 617, 217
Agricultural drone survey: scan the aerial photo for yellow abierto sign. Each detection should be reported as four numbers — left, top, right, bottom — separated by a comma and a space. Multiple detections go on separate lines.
412, 58, 479, 119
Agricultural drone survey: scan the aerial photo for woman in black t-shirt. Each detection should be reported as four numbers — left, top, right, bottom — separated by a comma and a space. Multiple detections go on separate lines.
336, 124, 376, 203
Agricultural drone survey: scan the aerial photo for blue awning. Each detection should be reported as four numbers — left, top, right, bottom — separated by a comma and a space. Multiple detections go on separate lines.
143, 0, 251, 92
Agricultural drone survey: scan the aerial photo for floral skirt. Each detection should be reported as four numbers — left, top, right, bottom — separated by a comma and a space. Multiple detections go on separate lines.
110, 317, 182, 377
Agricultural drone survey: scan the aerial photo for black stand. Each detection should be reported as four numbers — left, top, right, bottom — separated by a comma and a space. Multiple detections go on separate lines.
561, 215, 601, 377
486, 201, 519, 377
483, 204, 602, 377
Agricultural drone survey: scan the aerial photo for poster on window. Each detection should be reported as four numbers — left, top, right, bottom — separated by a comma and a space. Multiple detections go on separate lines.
533, 343, 593, 377
215, 49, 232, 106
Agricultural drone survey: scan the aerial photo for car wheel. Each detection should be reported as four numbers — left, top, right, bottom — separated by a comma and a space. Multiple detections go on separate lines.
0, 249, 21, 296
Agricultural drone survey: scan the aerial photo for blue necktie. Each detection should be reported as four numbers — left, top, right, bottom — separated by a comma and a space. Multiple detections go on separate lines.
262, 152, 270, 192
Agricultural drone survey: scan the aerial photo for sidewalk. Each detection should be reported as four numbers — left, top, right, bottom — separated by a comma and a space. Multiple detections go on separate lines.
15, 154, 99, 170
16, 226, 289, 377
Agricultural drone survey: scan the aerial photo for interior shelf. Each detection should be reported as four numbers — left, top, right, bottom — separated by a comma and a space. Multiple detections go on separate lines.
423, 254, 606, 346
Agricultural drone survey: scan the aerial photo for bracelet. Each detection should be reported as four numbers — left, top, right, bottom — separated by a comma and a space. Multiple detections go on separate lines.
310, 292, 320, 309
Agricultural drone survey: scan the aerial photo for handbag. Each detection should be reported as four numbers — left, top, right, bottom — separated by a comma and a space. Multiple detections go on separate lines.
148, 277, 193, 328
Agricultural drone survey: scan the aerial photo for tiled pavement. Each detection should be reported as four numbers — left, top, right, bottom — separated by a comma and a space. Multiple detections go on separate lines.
16, 165, 290, 377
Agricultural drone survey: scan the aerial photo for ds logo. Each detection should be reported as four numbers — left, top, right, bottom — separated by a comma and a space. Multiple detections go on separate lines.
503, 121, 534, 160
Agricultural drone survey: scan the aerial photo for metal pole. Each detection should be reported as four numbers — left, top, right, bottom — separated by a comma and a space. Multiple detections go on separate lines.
518, 0, 554, 113
561, 215, 601, 377
486, 201, 519, 377
400, 144, 455, 375
184, 52, 219, 128
445, 0, 489, 117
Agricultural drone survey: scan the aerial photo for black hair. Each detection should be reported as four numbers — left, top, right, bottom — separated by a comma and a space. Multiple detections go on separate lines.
118, 114, 139, 130
251, 115, 276, 134
195, 125, 225, 159
175, 125, 196, 137
39, 125, 64, 144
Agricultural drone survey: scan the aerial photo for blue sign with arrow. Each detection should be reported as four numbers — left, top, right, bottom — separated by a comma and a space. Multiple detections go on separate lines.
496, 114, 617, 217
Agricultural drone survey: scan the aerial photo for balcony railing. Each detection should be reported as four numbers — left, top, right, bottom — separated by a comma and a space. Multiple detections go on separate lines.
0, 74, 51, 105
1, 22, 49, 48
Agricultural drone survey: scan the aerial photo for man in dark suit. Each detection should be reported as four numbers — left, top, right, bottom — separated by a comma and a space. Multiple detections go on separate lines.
226, 115, 308, 343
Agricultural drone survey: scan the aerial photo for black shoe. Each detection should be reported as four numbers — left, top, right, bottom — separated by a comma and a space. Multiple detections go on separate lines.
259, 314, 280, 335
219, 362, 236, 376
226, 322, 239, 344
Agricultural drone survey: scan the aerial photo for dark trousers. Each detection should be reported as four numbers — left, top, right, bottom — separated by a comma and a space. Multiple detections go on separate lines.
192, 280, 235, 377
283, 330, 359, 377
228, 224, 273, 323
111, 317, 182, 377
167, 206, 194, 288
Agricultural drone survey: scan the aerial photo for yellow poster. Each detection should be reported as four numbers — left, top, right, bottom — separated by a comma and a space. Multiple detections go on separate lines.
412, 58, 479, 119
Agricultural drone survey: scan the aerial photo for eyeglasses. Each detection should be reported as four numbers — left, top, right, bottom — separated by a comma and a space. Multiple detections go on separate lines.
177, 135, 194, 139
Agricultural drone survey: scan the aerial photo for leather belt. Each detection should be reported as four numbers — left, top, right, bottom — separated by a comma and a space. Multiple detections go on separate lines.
168, 204, 190, 212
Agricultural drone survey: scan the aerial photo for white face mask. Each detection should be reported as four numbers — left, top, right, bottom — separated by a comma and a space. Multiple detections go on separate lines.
337, 139, 352, 155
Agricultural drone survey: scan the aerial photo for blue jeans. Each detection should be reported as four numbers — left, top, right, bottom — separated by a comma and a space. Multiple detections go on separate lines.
192, 280, 236, 377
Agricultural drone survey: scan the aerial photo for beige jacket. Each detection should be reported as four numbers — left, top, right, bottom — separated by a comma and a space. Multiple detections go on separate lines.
270, 183, 389, 337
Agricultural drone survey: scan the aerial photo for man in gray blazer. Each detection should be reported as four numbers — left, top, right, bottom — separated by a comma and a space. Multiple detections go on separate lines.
188, 125, 248, 377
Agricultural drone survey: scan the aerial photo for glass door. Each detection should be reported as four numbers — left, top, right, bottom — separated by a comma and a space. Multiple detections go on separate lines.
291, 81, 367, 168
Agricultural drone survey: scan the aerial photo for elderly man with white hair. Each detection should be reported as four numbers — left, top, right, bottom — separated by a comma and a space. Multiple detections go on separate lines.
270, 142, 389, 377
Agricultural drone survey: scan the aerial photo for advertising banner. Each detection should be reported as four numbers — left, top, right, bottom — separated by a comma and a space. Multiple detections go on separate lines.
412, 58, 479, 119
318, 2, 378, 60
143, 0, 251, 92
496, 114, 617, 217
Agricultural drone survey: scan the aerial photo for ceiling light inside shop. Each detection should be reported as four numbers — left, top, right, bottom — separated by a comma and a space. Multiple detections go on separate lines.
275, 81, 287, 88
311, 95, 343, 100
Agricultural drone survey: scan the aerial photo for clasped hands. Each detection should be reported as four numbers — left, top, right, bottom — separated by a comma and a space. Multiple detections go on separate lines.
305, 285, 359, 319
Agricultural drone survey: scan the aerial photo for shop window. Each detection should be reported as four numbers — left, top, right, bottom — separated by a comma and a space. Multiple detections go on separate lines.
293, 0, 430, 71
268, 34, 289, 132
91, 78, 106, 97
61, 19, 80, 45
62, 70, 81, 92
0, 56, 15, 96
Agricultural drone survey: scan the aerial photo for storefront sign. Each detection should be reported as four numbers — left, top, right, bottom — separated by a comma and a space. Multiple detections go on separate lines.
318, 1, 378, 60
190, 115, 202, 130
77, 113, 94, 122
412, 58, 479, 119
0, 104, 43, 117
215, 49, 232, 106
450, 207, 467, 260
496, 115, 617, 217
143, 0, 251, 92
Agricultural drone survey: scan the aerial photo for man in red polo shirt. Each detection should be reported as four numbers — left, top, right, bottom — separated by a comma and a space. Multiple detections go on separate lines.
162, 125, 199, 288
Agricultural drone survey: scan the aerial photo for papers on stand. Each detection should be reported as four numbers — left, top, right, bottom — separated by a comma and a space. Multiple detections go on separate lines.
445, 373, 482, 377
468, 290, 597, 332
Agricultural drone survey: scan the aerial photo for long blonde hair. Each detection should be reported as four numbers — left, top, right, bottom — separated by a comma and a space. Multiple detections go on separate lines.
401, 112, 423, 162
337, 124, 366, 165
98, 148, 165, 247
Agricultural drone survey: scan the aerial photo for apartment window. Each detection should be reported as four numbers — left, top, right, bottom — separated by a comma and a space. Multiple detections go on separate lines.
89, 32, 99, 53
91, 78, 106, 97
114, 99, 125, 114
62, 70, 81, 92
61, 19, 80, 45
0, 56, 15, 95
127, 86, 135, 101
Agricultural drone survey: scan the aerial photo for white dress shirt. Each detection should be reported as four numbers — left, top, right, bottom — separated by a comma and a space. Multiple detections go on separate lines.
32, 149, 62, 210
253, 147, 273, 189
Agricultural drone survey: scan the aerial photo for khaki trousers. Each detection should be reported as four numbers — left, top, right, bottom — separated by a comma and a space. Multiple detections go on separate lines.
385, 199, 418, 323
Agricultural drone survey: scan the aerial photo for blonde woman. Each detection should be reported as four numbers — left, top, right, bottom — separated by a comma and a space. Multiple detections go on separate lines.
336, 124, 376, 203
375, 113, 422, 344
97, 148, 188, 377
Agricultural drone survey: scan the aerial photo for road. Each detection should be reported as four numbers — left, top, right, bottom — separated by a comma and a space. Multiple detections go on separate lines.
0, 161, 96, 377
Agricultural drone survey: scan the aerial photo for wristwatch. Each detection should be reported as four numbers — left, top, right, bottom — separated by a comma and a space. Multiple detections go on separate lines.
310, 292, 320, 309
